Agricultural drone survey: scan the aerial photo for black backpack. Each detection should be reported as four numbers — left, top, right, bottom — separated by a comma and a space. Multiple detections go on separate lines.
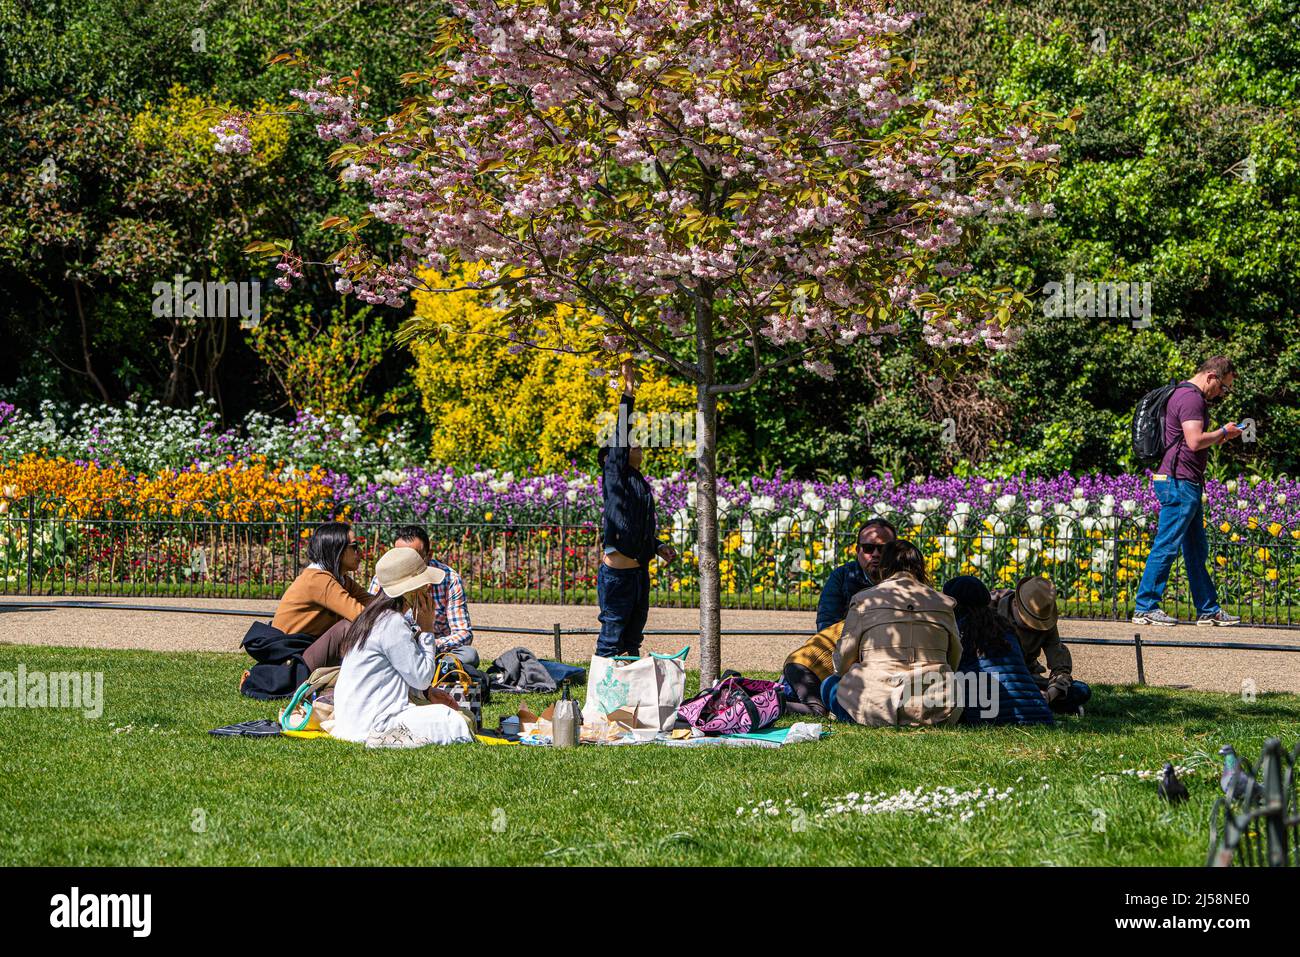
1132, 381, 1197, 460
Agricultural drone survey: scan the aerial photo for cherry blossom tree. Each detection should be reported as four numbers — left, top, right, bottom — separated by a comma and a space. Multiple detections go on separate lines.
233, 0, 1077, 683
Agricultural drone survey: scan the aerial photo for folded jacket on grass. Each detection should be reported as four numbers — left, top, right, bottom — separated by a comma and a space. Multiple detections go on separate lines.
487, 646, 558, 693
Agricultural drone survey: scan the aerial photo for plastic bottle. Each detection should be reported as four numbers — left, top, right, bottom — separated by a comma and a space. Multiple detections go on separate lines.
553, 680, 580, 748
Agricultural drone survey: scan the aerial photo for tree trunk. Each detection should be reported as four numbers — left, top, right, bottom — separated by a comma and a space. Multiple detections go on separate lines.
72, 280, 110, 402
694, 301, 721, 687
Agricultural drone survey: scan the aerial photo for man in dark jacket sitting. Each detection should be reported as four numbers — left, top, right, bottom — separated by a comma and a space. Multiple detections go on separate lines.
596, 358, 678, 658
815, 518, 897, 631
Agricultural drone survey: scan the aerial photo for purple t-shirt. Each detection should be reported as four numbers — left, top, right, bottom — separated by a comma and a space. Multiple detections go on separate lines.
1158, 382, 1209, 483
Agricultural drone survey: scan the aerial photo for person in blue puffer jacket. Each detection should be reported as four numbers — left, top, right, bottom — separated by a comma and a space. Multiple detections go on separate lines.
942, 576, 1053, 727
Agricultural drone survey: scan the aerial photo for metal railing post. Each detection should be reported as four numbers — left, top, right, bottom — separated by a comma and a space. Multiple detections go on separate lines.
292, 499, 302, 578
25, 495, 35, 596
1134, 632, 1146, 684
1261, 738, 1288, 866
558, 507, 566, 606
553, 622, 563, 662
1111, 523, 1121, 621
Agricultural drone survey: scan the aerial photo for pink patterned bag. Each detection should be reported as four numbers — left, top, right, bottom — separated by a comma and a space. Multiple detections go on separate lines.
678, 671, 784, 735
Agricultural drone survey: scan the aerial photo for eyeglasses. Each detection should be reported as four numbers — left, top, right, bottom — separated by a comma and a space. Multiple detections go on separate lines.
857, 542, 886, 554
344, 542, 361, 552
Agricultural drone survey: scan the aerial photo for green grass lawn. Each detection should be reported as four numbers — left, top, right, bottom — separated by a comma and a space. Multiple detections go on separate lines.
1, 643, 1297, 866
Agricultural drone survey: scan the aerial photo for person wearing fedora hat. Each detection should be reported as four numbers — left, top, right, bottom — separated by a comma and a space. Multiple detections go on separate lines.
991, 575, 1091, 716
329, 547, 474, 747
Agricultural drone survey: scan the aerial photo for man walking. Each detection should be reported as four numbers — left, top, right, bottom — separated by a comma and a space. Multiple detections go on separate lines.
1133, 356, 1242, 626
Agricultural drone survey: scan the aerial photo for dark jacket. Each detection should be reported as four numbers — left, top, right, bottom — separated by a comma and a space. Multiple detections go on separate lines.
239, 621, 315, 700
487, 646, 558, 694
601, 393, 659, 565
816, 559, 872, 631
957, 630, 1054, 726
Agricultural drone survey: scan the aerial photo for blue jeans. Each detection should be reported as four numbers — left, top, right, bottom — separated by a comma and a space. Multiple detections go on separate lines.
819, 674, 853, 722
1134, 478, 1220, 616
596, 563, 650, 657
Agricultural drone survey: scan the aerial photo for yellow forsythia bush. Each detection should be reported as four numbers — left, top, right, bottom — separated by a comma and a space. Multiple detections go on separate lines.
410, 263, 697, 472
131, 84, 290, 168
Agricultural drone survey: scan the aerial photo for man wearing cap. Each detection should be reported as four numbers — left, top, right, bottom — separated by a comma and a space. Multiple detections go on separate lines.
991, 575, 1091, 715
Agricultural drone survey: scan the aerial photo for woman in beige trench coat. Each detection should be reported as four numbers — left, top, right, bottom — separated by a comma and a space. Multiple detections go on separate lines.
828, 540, 963, 726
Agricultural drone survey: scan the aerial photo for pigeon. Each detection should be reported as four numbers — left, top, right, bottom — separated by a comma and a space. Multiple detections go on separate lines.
1158, 763, 1189, 804
1219, 745, 1250, 800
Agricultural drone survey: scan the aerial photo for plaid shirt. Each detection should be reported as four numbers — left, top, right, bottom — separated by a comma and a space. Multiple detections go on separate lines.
368, 557, 473, 652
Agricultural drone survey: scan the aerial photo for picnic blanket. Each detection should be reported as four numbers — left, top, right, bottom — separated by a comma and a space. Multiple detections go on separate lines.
654, 722, 828, 749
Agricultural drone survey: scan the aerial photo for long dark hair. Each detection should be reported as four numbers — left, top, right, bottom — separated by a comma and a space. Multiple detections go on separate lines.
307, 522, 352, 584
880, 539, 929, 585
956, 605, 1013, 658
339, 591, 411, 659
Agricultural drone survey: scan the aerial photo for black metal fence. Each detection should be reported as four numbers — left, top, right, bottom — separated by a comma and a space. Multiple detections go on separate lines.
1207, 738, 1300, 866
3, 497, 1300, 625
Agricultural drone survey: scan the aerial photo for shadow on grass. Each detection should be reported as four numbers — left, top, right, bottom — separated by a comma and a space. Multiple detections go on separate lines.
1055, 683, 1297, 731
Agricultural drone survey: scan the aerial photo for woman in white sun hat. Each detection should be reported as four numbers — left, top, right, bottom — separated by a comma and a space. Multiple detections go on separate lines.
330, 547, 474, 747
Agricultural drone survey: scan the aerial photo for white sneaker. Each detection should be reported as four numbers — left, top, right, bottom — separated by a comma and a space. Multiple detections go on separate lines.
1132, 609, 1178, 626
366, 723, 426, 749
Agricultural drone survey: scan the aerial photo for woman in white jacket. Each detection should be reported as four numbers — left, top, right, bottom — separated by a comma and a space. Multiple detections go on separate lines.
330, 546, 474, 747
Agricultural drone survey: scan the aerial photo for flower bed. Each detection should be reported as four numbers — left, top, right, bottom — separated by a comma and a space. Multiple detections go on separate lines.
2, 400, 1298, 608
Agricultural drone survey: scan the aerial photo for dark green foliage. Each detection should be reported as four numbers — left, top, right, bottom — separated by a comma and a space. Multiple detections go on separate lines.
719, 0, 1300, 479
2, 0, 1296, 479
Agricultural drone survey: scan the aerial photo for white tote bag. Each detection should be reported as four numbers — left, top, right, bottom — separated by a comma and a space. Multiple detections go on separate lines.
583, 648, 689, 732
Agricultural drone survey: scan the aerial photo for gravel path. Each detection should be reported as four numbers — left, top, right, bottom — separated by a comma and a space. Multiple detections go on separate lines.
2, 596, 1299, 695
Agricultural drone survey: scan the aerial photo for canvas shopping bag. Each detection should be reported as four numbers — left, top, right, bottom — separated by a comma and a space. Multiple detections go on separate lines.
582, 647, 689, 732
